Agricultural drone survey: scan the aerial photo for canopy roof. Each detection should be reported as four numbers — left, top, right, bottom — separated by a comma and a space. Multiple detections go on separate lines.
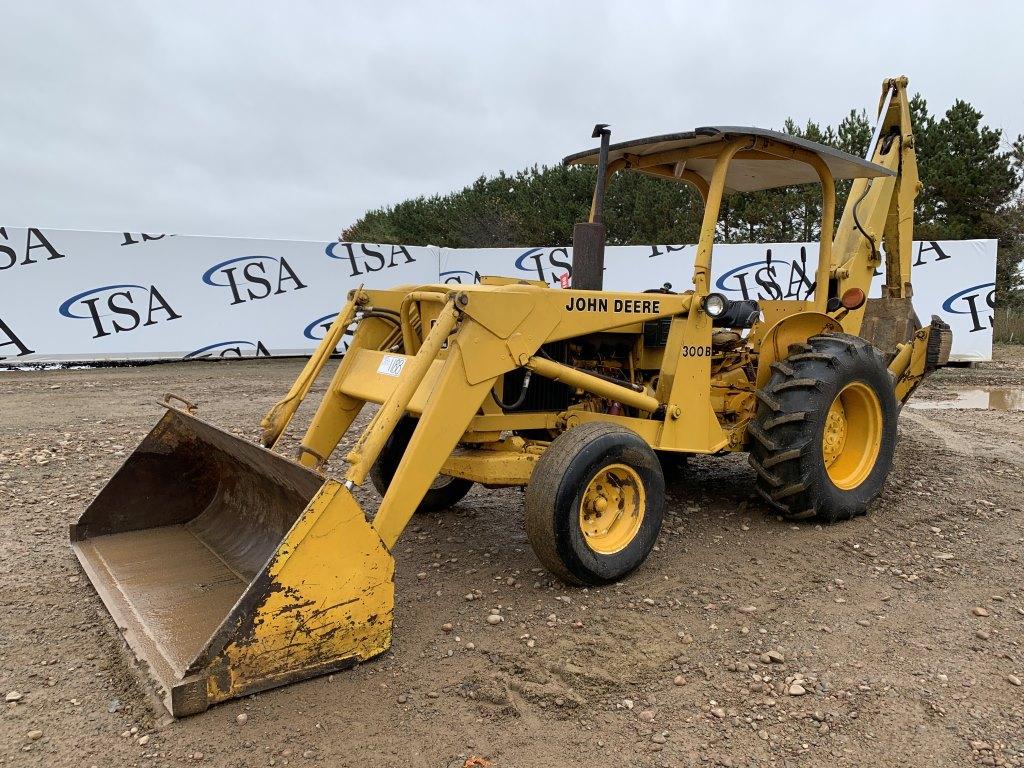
562, 126, 894, 193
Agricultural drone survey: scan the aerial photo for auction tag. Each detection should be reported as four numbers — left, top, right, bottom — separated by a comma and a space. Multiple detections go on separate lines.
377, 355, 407, 377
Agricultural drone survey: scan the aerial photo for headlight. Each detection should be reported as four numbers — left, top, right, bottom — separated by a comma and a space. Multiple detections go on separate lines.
702, 292, 728, 317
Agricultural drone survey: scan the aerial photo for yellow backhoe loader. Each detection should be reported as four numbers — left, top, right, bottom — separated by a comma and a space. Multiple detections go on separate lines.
72, 76, 952, 716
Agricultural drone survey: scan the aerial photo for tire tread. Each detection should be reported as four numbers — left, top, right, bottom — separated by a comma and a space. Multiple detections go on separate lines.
525, 422, 663, 585
748, 333, 897, 523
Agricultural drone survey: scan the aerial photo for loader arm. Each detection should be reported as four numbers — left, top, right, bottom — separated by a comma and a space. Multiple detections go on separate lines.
73, 76, 957, 720
259, 292, 363, 449
334, 298, 499, 548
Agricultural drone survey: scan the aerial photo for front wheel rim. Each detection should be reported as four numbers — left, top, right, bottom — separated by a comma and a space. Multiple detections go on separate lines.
429, 475, 456, 490
578, 463, 645, 555
822, 381, 883, 490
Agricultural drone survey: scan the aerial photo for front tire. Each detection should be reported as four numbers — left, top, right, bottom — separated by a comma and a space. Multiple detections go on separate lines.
525, 422, 665, 585
369, 417, 474, 513
748, 333, 897, 523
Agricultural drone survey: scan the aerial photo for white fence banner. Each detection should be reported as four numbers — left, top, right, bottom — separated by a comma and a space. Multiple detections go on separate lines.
0, 227, 996, 363
0, 228, 438, 362
439, 239, 997, 362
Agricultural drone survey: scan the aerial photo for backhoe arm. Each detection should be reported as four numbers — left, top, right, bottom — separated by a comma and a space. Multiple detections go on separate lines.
832, 76, 919, 336
876, 77, 920, 301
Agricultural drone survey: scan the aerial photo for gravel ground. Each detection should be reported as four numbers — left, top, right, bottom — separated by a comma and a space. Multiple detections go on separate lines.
1, 346, 1023, 768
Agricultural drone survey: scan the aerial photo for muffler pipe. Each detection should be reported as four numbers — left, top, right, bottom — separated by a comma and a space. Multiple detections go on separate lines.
572, 124, 611, 291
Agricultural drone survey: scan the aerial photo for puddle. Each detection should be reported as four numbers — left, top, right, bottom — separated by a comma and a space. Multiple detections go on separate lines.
908, 387, 1024, 412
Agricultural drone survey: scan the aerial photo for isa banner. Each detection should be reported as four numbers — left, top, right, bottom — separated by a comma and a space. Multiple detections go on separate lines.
1, 227, 995, 363
0, 228, 438, 362
438, 239, 997, 362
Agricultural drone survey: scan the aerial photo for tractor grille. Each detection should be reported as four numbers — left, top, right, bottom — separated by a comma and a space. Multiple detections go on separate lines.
502, 341, 573, 412
643, 317, 672, 347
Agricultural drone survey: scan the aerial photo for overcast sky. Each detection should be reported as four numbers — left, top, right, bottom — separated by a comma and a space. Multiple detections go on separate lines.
2, 1, 1022, 241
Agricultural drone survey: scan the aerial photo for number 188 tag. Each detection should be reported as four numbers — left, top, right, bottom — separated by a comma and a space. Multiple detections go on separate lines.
377, 355, 407, 377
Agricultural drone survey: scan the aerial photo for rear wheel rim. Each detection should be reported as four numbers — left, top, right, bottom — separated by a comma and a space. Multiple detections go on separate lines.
578, 463, 645, 555
822, 382, 882, 490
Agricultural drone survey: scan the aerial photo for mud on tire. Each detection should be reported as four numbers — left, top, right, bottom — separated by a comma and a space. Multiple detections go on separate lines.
748, 333, 898, 523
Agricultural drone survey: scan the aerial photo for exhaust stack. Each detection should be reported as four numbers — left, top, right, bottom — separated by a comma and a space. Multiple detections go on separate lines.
572, 123, 611, 290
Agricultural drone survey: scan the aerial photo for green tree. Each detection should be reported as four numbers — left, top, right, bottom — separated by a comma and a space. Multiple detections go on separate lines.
342, 96, 1023, 304
834, 109, 872, 211
719, 119, 837, 244
912, 97, 1023, 304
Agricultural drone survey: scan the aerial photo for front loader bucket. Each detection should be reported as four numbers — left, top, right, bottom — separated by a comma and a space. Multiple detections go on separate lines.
70, 407, 394, 717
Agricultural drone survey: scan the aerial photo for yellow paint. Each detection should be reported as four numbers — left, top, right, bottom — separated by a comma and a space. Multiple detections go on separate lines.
833, 77, 918, 333
822, 397, 848, 469
260, 295, 361, 448
822, 382, 883, 490
578, 463, 646, 554
76, 77, 949, 716
890, 321, 946, 403
334, 348, 446, 414
525, 354, 660, 414
441, 439, 542, 486
207, 480, 394, 705
754, 312, 843, 390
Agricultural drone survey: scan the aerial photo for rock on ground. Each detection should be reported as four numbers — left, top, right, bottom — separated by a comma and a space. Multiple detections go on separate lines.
1, 347, 1023, 767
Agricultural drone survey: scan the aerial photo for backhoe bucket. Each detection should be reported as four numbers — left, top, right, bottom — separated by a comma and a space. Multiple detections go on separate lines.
860, 297, 921, 358
70, 407, 394, 717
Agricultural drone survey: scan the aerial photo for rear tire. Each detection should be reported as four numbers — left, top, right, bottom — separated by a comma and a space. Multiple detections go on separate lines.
525, 422, 665, 585
748, 333, 897, 523
369, 417, 474, 513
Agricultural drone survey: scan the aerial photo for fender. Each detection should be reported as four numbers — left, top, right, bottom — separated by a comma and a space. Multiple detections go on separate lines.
754, 311, 842, 390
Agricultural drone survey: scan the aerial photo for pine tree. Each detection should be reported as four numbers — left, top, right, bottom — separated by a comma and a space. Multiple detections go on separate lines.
913, 98, 1023, 304
342, 97, 1023, 304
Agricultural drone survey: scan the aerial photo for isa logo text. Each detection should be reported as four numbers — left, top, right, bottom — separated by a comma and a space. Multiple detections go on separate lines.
943, 282, 995, 333
184, 340, 271, 360
512, 247, 572, 285
327, 242, 416, 277
58, 284, 181, 339
202, 256, 306, 305
304, 312, 353, 353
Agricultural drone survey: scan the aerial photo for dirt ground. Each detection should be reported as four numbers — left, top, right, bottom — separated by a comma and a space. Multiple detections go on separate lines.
1, 347, 1023, 768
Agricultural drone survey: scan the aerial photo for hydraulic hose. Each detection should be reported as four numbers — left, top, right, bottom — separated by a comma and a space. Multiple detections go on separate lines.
491, 371, 532, 410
